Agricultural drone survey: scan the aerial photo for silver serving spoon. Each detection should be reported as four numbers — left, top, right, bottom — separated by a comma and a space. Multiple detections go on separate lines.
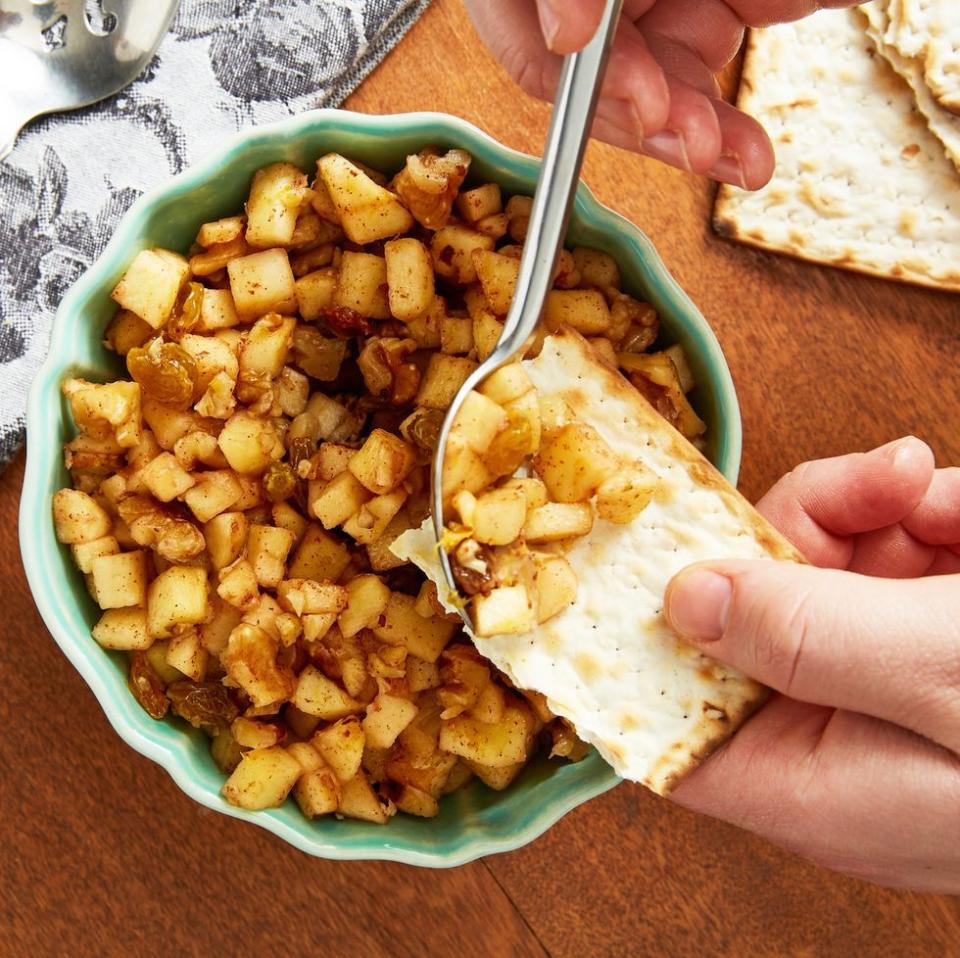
0, 0, 180, 161
430, 0, 624, 627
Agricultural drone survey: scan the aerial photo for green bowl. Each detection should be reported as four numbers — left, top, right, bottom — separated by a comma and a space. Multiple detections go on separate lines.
19, 110, 742, 867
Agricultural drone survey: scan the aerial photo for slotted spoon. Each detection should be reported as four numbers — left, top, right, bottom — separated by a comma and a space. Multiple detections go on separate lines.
0, 0, 180, 160
430, 0, 624, 627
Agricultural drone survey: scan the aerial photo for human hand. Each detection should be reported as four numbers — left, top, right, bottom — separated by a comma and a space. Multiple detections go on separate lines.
465, 0, 858, 188
663, 437, 960, 892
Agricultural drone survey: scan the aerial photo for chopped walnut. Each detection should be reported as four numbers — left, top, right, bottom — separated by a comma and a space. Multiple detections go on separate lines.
357, 337, 420, 406
393, 148, 471, 229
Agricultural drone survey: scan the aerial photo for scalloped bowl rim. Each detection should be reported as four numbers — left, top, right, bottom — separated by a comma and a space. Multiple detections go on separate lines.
19, 109, 742, 867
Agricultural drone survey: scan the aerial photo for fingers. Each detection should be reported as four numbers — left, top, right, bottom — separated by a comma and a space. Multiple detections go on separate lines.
707, 98, 775, 189
466, 0, 774, 186
755, 437, 935, 567
466, 1, 671, 140
603, 20, 671, 136
663, 560, 960, 752
643, 78, 722, 174
464, 0, 562, 100
671, 699, 960, 892
639, 0, 745, 71
723, 0, 861, 28
902, 467, 960, 546
639, 88, 774, 187
639, 33, 722, 96
847, 524, 935, 578
534, 0, 607, 53
927, 548, 960, 575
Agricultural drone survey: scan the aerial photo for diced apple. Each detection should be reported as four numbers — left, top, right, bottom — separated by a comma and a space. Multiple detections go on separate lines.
473, 249, 520, 315
309, 470, 371, 529
337, 771, 394, 824
91, 551, 148, 611
276, 578, 348, 616
545, 289, 611, 335
292, 666, 362, 719
244, 162, 308, 248
471, 487, 527, 546
204, 511, 247, 570
217, 413, 283, 475
166, 628, 208, 681
294, 763, 341, 818
140, 452, 195, 503
111, 248, 189, 329
217, 558, 260, 612
596, 464, 659, 524
147, 565, 207, 638
270, 501, 308, 545
317, 153, 413, 244
247, 524, 296, 589
372, 592, 458, 663
338, 574, 391, 638
415, 353, 477, 410
439, 700, 536, 768
91, 607, 151, 651
184, 470, 243, 523
341, 487, 408, 546
362, 694, 418, 750
294, 267, 337, 321
311, 717, 365, 783
522, 502, 594, 543
53, 488, 111, 544
385, 237, 434, 321
472, 585, 535, 637
533, 423, 619, 503
227, 248, 297, 322
534, 555, 579, 623
348, 429, 416, 495
430, 224, 494, 285
286, 525, 351, 581
222, 747, 301, 810
239, 313, 296, 380
196, 288, 241, 334
71, 535, 120, 574
450, 390, 508, 455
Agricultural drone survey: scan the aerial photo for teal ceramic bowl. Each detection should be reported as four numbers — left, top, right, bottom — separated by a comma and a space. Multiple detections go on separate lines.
19, 109, 742, 867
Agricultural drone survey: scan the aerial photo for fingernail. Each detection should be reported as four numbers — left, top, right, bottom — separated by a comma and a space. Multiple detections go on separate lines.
537, 0, 561, 50
882, 435, 921, 467
666, 569, 732, 642
709, 151, 747, 189
642, 130, 691, 172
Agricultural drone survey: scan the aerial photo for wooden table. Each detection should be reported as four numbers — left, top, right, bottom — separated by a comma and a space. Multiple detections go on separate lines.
3, 2, 959, 955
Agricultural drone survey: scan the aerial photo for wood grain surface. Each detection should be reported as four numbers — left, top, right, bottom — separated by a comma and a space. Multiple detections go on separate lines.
3, 2, 960, 955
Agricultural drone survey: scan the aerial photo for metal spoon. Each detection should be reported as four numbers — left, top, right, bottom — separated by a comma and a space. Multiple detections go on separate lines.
430, 0, 624, 627
0, 0, 180, 161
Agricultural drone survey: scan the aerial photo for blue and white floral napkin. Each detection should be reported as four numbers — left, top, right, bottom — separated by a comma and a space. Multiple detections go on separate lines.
0, 0, 430, 467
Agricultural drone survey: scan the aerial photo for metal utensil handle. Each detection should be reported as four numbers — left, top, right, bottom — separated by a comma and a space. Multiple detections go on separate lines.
495, 0, 623, 355
431, 0, 623, 617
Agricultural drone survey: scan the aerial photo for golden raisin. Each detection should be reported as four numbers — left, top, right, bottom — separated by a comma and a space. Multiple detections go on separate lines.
127, 338, 198, 410
483, 412, 534, 477
167, 680, 239, 729
263, 460, 297, 503
166, 281, 203, 341
129, 653, 169, 720
400, 407, 444, 454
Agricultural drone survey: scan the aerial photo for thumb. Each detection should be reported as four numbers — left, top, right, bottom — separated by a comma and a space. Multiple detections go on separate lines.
664, 561, 960, 753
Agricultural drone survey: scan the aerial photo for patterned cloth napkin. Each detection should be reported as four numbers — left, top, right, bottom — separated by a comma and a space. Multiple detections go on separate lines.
0, 0, 430, 468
